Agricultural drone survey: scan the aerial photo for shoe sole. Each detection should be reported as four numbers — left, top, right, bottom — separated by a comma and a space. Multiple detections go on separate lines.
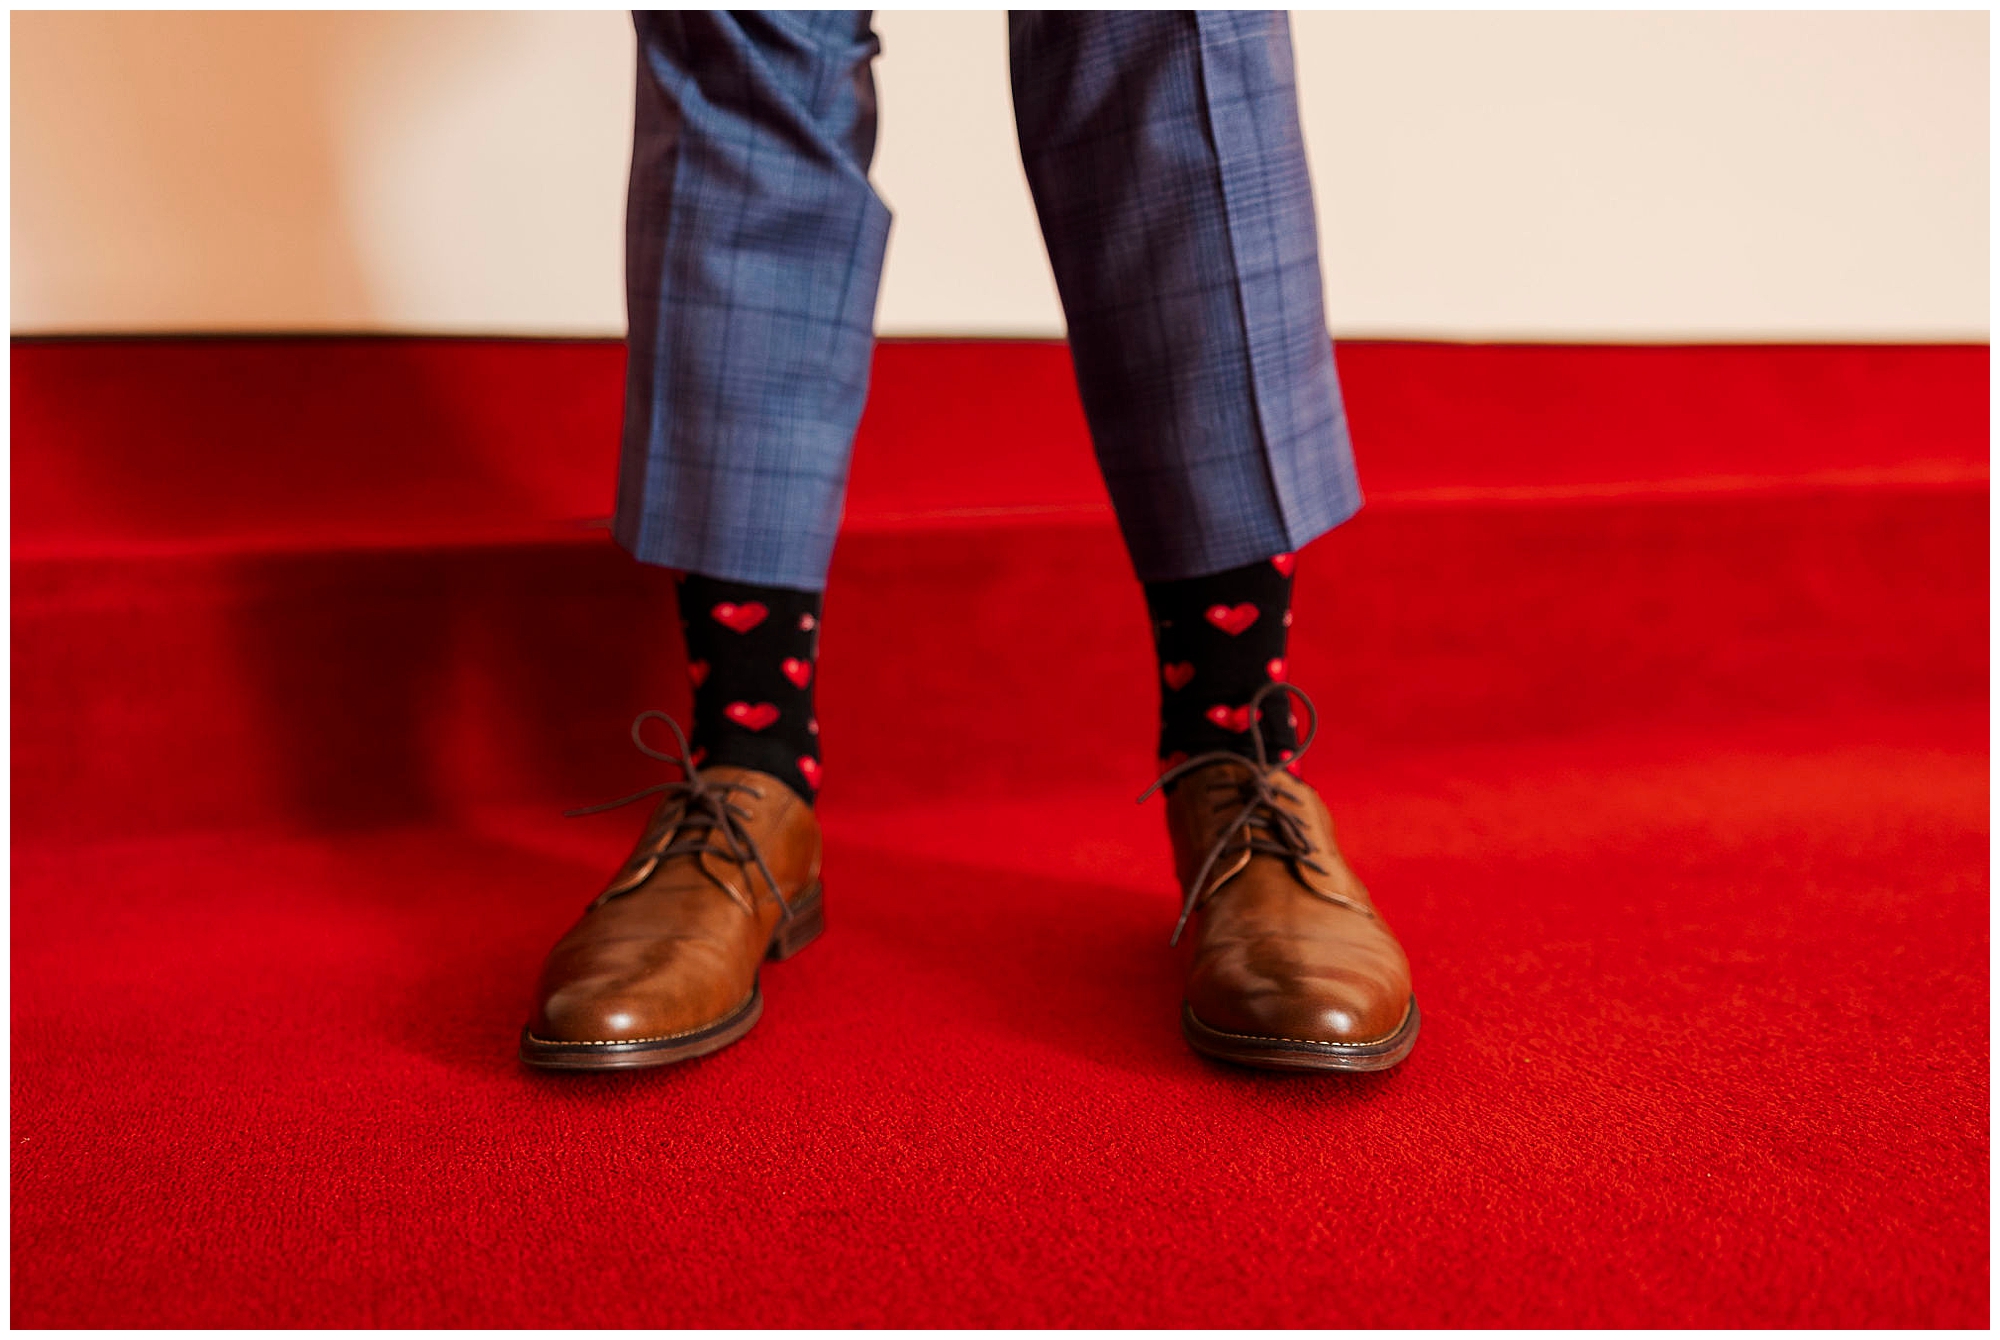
518, 882, 824, 1072
1181, 995, 1420, 1073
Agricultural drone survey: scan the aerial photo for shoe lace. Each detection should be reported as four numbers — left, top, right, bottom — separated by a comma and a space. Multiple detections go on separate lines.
564, 710, 790, 922
1136, 681, 1374, 945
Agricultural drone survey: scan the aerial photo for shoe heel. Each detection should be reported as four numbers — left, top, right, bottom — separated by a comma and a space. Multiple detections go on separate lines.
768, 883, 824, 961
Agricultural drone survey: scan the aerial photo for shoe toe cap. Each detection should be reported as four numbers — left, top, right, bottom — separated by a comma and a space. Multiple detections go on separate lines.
1188, 957, 1411, 1048
532, 963, 743, 1044
534, 988, 674, 1044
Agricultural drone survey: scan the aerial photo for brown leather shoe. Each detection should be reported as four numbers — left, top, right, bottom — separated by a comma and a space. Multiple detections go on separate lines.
1147, 685, 1418, 1073
520, 713, 823, 1071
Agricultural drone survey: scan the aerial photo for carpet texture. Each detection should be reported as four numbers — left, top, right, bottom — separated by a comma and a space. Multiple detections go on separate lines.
10, 338, 1989, 1327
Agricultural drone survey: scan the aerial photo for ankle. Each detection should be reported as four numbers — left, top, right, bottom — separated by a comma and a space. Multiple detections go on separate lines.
1144, 552, 1300, 769
676, 570, 824, 804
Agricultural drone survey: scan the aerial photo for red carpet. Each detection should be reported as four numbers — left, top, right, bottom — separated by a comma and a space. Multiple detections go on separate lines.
11, 338, 1989, 1326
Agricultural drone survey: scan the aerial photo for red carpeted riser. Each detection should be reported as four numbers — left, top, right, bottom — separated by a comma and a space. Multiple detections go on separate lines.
11, 337, 1988, 834
14, 339, 1986, 556
13, 488, 1984, 837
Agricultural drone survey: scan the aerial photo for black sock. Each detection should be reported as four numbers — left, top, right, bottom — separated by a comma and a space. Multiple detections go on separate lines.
1144, 553, 1299, 771
675, 571, 823, 804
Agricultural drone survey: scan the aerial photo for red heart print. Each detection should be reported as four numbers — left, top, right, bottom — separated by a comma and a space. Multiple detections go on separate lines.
1206, 703, 1253, 733
1204, 603, 1259, 636
1161, 662, 1195, 691
723, 701, 780, 731
1266, 657, 1287, 682
1158, 751, 1189, 774
711, 601, 768, 634
781, 658, 813, 689
798, 612, 817, 632
1270, 553, 1297, 577
690, 746, 707, 767
807, 717, 820, 736
687, 660, 710, 687
797, 756, 822, 790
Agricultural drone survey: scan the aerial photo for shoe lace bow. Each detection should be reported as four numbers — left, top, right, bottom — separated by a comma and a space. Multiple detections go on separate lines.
565, 710, 790, 922
1137, 682, 1374, 945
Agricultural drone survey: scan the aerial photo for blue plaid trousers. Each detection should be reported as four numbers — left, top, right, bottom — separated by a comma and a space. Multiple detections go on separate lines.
618, 10, 1361, 589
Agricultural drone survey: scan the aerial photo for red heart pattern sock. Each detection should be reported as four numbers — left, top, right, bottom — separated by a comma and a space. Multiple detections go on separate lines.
1143, 553, 1299, 777
676, 571, 823, 805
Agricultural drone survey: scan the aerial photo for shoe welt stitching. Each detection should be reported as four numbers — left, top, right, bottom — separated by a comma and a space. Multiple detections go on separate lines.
1188, 1000, 1413, 1050
525, 1029, 713, 1047
526, 993, 756, 1047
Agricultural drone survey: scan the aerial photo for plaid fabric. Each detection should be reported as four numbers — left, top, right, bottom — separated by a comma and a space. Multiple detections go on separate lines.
618, 10, 1360, 588
618, 11, 890, 591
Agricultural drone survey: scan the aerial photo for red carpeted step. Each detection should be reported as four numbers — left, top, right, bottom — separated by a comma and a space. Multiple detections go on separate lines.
12, 489, 1984, 836
11, 338, 1986, 556
10, 338, 1989, 1327
11, 706, 1985, 1327
10, 338, 1987, 835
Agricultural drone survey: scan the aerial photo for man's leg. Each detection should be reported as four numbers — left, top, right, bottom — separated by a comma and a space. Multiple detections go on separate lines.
1011, 10, 1419, 1073
618, 9, 889, 591
522, 11, 884, 1072
1010, 10, 1359, 586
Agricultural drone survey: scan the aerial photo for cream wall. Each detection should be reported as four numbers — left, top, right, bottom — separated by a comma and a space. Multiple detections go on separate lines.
10, 9, 1989, 339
